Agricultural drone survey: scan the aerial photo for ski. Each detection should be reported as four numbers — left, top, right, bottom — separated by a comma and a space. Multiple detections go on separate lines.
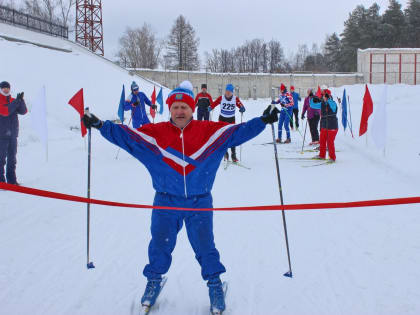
210, 282, 228, 315
302, 160, 335, 168
141, 277, 167, 315
253, 142, 275, 146
277, 157, 318, 161
223, 159, 230, 170
225, 161, 251, 170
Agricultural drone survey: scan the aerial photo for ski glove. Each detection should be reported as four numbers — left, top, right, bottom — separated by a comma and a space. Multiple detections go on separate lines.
239, 106, 246, 113
151, 104, 158, 110
16, 92, 24, 100
208, 106, 212, 112
261, 105, 280, 124
312, 96, 321, 103
301, 114, 305, 120
82, 113, 103, 129
133, 100, 140, 106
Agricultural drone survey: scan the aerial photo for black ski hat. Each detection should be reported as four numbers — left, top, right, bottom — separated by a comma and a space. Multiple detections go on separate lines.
0, 81, 10, 89
201, 84, 207, 89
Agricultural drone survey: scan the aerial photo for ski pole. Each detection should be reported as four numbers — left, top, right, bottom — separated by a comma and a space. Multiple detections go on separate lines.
240, 112, 243, 161
269, 105, 293, 278
300, 119, 308, 154
283, 107, 304, 140
115, 116, 132, 160
84, 107, 95, 270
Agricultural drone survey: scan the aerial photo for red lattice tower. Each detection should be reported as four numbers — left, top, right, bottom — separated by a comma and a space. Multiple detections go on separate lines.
75, 0, 104, 56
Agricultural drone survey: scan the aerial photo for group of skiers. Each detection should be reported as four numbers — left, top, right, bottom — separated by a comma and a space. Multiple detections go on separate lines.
273, 84, 339, 162
1, 76, 338, 314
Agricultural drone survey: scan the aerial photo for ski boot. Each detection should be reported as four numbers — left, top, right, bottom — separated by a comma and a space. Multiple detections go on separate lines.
231, 153, 239, 163
141, 278, 165, 310
283, 138, 291, 144
208, 277, 226, 315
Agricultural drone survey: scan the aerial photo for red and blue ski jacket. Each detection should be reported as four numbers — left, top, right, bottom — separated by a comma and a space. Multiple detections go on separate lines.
100, 117, 265, 197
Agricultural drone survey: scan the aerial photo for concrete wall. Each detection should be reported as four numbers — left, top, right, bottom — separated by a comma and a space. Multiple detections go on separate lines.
131, 69, 364, 99
358, 48, 420, 85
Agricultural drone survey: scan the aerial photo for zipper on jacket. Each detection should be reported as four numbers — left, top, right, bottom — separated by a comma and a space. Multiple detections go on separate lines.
180, 129, 188, 198
170, 119, 192, 199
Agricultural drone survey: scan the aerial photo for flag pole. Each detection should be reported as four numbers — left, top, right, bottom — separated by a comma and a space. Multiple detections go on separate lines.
347, 95, 354, 138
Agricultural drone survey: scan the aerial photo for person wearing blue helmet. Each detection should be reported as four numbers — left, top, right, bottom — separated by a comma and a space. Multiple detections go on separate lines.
124, 81, 157, 128
211, 84, 246, 162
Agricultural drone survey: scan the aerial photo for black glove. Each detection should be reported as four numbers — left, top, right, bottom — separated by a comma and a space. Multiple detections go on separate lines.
82, 113, 103, 129
261, 105, 280, 124
16, 92, 24, 100
133, 101, 140, 106
312, 96, 321, 103
301, 115, 305, 120
151, 104, 158, 110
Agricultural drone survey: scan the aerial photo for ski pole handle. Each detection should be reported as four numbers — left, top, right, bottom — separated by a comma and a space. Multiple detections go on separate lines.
84, 107, 91, 118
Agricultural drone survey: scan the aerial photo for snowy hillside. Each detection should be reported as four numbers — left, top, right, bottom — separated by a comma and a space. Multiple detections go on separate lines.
0, 22, 170, 128
1, 24, 420, 315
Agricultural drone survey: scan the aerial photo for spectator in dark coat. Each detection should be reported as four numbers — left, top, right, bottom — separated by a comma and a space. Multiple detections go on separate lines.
0, 81, 27, 184
195, 84, 213, 121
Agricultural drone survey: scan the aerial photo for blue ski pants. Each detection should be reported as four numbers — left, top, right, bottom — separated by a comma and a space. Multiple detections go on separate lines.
143, 192, 226, 281
0, 137, 17, 184
278, 107, 293, 140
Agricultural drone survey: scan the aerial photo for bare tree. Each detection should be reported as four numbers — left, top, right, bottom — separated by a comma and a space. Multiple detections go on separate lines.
205, 49, 222, 72
116, 24, 162, 69
57, 0, 75, 27
0, 0, 17, 9
268, 40, 284, 73
165, 15, 200, 71
41, 0, 58, 22
22, 0, 46, 17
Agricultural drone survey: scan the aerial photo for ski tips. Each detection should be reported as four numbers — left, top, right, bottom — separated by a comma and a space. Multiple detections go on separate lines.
283, 271, 293, 278
87, 262, 95, 269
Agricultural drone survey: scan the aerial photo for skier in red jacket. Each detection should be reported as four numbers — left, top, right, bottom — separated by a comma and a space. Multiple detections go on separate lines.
195, 83, 213, 121
0, 81, 27, 185
82, 81, 279, 314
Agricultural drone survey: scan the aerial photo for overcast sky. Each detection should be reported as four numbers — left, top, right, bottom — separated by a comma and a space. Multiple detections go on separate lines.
102, 0, 410, 65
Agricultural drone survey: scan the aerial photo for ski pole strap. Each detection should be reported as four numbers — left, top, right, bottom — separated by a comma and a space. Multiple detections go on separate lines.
1, 183, 420, 212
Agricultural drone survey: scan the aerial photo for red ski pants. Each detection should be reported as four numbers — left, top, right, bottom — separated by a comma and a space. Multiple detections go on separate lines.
319, 128, 338, 161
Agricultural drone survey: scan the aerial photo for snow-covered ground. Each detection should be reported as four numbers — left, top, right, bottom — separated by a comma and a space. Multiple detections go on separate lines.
1, 23, 420, 315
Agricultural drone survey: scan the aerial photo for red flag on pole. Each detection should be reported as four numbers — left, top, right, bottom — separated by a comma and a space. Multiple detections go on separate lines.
150, 86, 156, 119
316, 86, 322, 98
359, 84, 374, 137
68, 88, 87, 137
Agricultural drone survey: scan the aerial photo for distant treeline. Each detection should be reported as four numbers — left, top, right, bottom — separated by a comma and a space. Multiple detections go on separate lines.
114, 0, 420, 73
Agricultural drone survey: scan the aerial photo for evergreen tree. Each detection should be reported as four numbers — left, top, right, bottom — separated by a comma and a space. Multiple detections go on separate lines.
340, 4, 381, 71
379, 0, 406, 47
165, 15, 200, 71
324, 33, 342, 71
405, 0, 420, 47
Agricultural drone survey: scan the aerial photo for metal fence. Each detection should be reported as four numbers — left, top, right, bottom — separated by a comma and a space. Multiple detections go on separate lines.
0, 5, 68, 39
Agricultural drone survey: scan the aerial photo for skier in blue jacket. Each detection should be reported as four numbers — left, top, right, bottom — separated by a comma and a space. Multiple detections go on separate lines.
124, 81, 157, 128
289, 86, 301, 130
81, 81, 280, 314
